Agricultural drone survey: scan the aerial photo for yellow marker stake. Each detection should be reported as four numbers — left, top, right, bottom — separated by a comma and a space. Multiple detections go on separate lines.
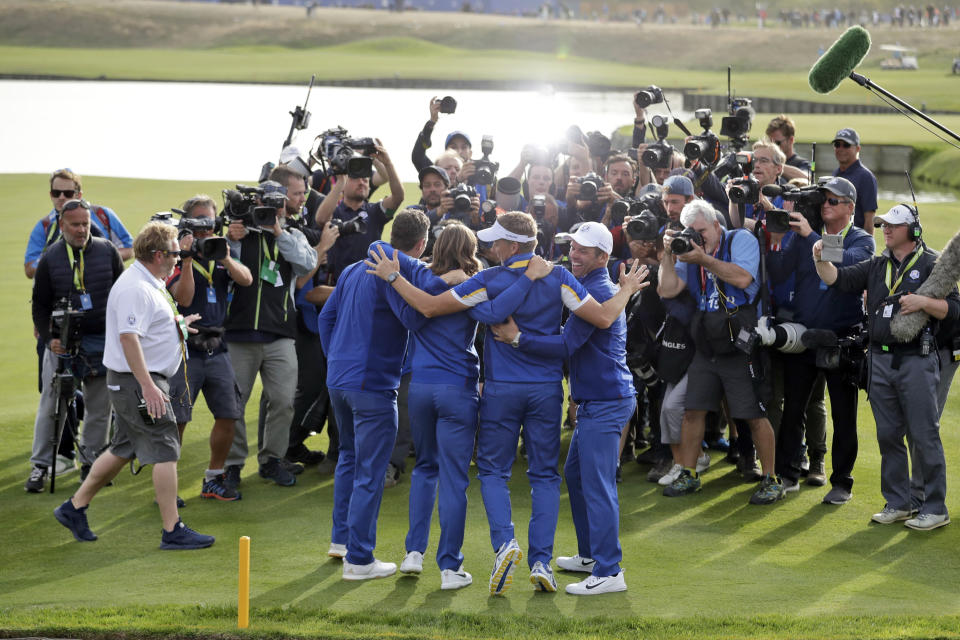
239, 536, 250, 629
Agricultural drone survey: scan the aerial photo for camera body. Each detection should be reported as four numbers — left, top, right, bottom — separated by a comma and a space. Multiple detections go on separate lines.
50, 297, 85, 355
479, 200, 498, 228
625, 210, 661, 242
178, 216, 228, 261
634, 85, 664, 109
728, 176, 761, 205
531, 194, 547, 223
610, 197, 645, 228
719, 97, 755, 140
439, 96, 457, 114
448, 183, 478, 215
319, 127, 375, 179
222, 185, 281, 229
576, 172, 604, 202
586, 131, 612, 159
641, 115, 675, 170
670, 227, 705, 255
766, 183, 825, 231
331, 215, 367, 237
683, 110, 721, 166
472, 135, 499, 186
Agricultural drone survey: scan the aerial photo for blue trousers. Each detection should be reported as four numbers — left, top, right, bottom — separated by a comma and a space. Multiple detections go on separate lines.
565, 397, 636, 577
405, 381, 480, 571
330, 387, 398, 565
477, 380, 563, 568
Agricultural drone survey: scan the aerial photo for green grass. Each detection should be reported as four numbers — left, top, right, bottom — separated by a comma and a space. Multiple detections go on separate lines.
1, 174, 960, 639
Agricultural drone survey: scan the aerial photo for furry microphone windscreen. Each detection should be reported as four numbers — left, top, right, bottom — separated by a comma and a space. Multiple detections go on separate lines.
808, 26, 872, 94
891, 229, 960, 342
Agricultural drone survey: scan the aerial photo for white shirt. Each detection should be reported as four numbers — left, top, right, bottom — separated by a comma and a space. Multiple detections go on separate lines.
104, 260, 184, 378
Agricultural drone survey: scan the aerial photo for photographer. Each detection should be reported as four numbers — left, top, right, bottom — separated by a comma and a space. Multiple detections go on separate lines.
223, 181, 318, 488
27, 199, 124, 492
314, 141, 404, 282
54, 222, 213, 549
814, 204, 957, 530
411, 96, 470, 173
765, 177, 875, 504
166, 195, 253, 501
662, 175, 696, 223
25, 169, 133, 279
727, 140, 785, 230
566, 154, 636, 227
765, 115, 811, 181
657, 200, 784, 505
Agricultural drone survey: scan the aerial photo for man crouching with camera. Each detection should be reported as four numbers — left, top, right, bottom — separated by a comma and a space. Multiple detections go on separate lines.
54, 222, 215, 549
764, 177, 874, 505
657, 200, 784, 505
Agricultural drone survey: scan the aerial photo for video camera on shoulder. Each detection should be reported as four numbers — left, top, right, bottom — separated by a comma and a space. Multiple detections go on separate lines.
313, 126, 375, 179
761, 183, 825, 231
150, 210, 229, 261
683, 109, 721, 167
471, 135, 499, 187
50, 297, 84, 355
641, 115, 675, 170
221, 185, 281, 230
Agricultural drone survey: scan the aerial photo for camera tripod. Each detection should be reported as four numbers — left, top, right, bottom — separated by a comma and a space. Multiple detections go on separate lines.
47, 352, 83, 494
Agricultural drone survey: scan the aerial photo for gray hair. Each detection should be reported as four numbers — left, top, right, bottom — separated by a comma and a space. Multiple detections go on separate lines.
680, 200, 718, 227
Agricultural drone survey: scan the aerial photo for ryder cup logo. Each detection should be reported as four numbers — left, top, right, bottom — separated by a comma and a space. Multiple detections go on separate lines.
127, 314, 137, 326
909, 269, 920, 280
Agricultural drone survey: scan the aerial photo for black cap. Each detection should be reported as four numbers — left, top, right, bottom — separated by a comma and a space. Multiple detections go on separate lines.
418, 165, 450, 187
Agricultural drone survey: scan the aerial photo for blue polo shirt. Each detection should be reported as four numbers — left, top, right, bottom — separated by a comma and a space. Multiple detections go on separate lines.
326, 200, 393, 281
833, 159, 878, 229
514, 266, 635, 403
678, 228, 760, 310
25, 205, 131, 270
452, 253, 592, 383
767, 224, 874, 330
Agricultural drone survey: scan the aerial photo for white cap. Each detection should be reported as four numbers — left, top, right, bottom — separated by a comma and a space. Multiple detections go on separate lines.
875, 204, 917, 227
476, 220, 536, 244
570, 221, 613, 255
279, 145, 302, 164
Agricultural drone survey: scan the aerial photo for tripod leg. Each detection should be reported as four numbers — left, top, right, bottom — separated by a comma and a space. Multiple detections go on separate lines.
50, 395, 75, 494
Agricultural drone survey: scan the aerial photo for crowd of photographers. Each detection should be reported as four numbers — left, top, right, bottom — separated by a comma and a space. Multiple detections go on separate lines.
26, 88, 959, 581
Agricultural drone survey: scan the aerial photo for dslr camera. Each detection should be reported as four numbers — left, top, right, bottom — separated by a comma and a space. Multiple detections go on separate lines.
316, 126, 376, 179
683, 109, 721, 167
448, 183, 479, 218
576, 172, 604, 202
610, 197, 645, 228
222, 185, 283, 229
726, 152, 761, 205
669, 227, 705, 255
641, 115, 675, 171
50, 297, 85, 355
471, 135, 499, 186
634, 85, 664, 109
625, 210, 661, 242
330, 215, 367, 237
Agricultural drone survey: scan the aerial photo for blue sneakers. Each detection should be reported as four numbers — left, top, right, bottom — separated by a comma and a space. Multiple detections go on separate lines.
54, 498, 97, 542
160, 519, 215, 550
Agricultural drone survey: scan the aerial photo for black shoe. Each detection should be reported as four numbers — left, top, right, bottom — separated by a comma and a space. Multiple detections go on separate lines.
634, 447, 661, 466
201, 474, 242, 501
54, 498, 97, 541
160, 519, 215, 550
286, 444, 325, 466
224, 464, 242, 490
25, 465, 47, 493
281, 458, 305, 475
259, 457, 296, 486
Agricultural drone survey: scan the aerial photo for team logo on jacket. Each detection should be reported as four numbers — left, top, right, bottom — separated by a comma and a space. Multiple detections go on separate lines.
127, 314, 137, 326
909, 269, 920, 280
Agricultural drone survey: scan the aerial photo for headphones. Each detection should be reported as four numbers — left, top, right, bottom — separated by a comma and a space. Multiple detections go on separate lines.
903, 203, 923, 240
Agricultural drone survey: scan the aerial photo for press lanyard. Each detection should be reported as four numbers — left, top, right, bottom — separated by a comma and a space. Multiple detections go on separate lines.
885, 245, 924, 296
161, 286, 191, 397
192, 260, 215, 287
824, 219, 854, 241
66, 244, 85, 292
262, 235, 277, 263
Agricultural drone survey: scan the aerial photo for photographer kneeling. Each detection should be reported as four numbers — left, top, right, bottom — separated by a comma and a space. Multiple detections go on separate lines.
657, 200, 784, 505
28, 199, 124, 492
765, 177, 875, 504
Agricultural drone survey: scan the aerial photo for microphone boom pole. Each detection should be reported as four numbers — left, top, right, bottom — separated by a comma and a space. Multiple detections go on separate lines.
847, 71, 960, 144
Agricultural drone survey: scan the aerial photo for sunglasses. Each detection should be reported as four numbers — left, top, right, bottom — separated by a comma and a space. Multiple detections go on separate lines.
833, 141, 852, 149
826, 197, 852, 206
50, 189, 77, 198
62, 199, 91, 212
769, 138, 786, 147
155, 250, 180, 258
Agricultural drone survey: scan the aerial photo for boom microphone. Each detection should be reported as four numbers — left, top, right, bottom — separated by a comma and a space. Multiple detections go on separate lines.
761, 184, 783, 198
891, 228, 960, 342
808, 26, 872, 94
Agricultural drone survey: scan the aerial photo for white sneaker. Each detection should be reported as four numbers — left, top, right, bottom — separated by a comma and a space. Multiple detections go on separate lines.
54, 455, 78, 477
441, 566, 473, 590
327, 542, 347, 558
400, 550, 423, 574
657, 463, 683, 487
871, 506, 914, 524
905, 513, 951, 531
565, 571, 627, 595
696, 451, 711, 473
342, 558, 397, 580
529, 560, 557, 592
488, 538, 522, 596
556, 554, 596, 573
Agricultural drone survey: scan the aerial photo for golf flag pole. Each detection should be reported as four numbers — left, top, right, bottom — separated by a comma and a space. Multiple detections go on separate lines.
239, 536, 250, 629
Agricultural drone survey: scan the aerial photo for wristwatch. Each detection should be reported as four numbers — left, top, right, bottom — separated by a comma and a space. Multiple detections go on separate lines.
510, 332, 522, 349
386, 271, 400, 284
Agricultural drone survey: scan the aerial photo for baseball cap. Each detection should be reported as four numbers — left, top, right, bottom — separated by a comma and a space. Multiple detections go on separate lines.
663, 175, 694, 197
445, 131, 472, 149
874, 204, 918, 227
476, 219, 536, 244
259, 180, 288, 198
570, 221, 613, 255
819, 176, 857, 202
418, 165, 450, 187
832, 128, 860, 146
